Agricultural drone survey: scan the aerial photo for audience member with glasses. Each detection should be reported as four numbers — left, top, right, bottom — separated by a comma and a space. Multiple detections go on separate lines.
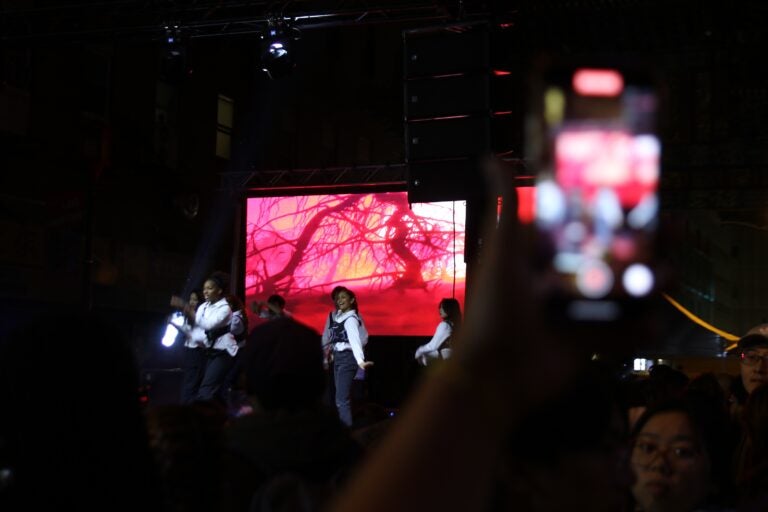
734, 383, 768, 509
630, 398, 735, 512
736, 332, 768, 396
731, 328, 768, 509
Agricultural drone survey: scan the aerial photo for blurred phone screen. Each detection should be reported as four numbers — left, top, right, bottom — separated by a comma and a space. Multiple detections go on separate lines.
532, 67, 660, 321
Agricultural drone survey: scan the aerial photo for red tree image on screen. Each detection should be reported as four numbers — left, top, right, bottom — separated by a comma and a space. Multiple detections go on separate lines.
245, 192, 465, 336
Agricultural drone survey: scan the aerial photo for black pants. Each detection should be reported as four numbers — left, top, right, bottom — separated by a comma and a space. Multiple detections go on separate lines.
333, 350, 358, 426
197, 349, 236, 404
180, 346, 206, 404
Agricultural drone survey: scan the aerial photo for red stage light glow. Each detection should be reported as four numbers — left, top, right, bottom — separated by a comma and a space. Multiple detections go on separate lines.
516, 187, 536, 224
572, 68, 624, 97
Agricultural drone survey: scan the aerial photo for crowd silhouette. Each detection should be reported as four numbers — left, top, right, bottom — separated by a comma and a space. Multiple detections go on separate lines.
1, 161, 767, 512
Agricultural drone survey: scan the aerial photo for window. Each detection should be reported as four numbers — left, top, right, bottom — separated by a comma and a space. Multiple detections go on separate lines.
216, 94, 234, 159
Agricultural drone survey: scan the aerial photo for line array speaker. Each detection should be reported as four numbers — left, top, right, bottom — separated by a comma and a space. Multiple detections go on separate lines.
403, 22, 490, 204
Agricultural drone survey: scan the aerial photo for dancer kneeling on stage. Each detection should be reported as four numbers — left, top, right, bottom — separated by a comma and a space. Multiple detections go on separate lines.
414, 297, 462, 366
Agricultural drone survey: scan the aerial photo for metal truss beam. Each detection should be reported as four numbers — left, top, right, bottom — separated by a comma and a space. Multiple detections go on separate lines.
220, 163, 407, 193
1, 1, 487, 43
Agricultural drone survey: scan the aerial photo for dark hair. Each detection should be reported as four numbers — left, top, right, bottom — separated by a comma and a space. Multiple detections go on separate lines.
439, 298, 462, 331
687, 372, 729, 414
508, 361, 624, 464
0, 310, 163, 510
206, 271, 229, 292
332, 287, 358, 312
631, 396, 736, 504
739, 384, 768, 481
240, 318, 325, 410
226, 294, 245, 313
267, 294, 286, 309
633, 364, 688, 407
330, 286, 345, 301
189, 288, 202, 302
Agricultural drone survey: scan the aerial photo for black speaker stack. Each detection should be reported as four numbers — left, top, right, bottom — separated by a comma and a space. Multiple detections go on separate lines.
404, 22, 490, 204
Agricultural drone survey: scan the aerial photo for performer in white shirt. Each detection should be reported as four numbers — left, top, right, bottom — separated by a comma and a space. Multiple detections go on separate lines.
170, 288, 206, 404
321, 287, 373, 426
171, 272, 237, 403
414, 298, 462, 366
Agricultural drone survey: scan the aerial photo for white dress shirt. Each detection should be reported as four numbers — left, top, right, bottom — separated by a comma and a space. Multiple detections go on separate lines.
194, 298, 238, 356
230, 310, 247, 348
415, 320, 452, 365
323, 310, 367, 365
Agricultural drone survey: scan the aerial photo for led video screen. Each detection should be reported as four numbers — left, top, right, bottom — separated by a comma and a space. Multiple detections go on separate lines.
245, 192, 466, 336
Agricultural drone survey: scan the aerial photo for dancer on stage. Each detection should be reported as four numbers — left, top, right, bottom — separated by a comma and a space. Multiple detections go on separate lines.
171, 272, 237, 404
322, 286, 373, 426
252, 293, 292, 320
171, 288, 207, 404
414, 298, 462, 366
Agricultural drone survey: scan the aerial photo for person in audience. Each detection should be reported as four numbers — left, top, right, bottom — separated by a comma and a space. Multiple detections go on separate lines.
630, 397, 735, 512
713, 373, 741, 421
619, 365, 689, 431
735, 332, 768, 396
145, 402, 228, 512
252, 293, 292, 320
620, 375, 653, 431
496, 362, 632, 512
0, 310, 163, 512
222, 317, 362, 512
414, 297, 462, 366
331, 158, 636, 512
649, 364, 689, 398
734, 384, 768, 508
687, 372, 730, 416
321, 287, 373, 427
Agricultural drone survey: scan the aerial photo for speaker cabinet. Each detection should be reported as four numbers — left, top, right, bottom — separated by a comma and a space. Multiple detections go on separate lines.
403, 22, 491, 203
404, 25, 489, 78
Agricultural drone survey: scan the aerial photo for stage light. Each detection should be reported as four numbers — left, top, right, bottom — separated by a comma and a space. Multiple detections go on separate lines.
633, 358, 654, 372
160, 23, 187, 82
160, 312, 184, 347
623, 263, 654, 297
260, 21, 299, 79
572, 68, 624, 97
163, 24, 184, 58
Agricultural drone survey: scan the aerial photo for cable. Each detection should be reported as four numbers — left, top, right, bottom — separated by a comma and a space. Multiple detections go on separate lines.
662, 293, 739, 350
452, 200, 456, 298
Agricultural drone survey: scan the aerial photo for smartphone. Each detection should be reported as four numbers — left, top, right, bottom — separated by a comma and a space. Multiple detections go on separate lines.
530, 65, 660, 322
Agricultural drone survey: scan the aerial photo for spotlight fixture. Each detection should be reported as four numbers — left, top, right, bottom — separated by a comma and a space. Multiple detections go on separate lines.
260, 19, 299, 79
160, 22, 187, 82
163, 23, 184, 58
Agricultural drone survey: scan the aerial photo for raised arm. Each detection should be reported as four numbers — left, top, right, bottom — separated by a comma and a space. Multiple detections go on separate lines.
330, 159, 578, 512
170, 295, 196, 324
321, 312, 333, 346
230, 311, 246, 337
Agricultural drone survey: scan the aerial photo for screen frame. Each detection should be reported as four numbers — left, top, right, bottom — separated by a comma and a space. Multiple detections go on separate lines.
242, 184, 467, 337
